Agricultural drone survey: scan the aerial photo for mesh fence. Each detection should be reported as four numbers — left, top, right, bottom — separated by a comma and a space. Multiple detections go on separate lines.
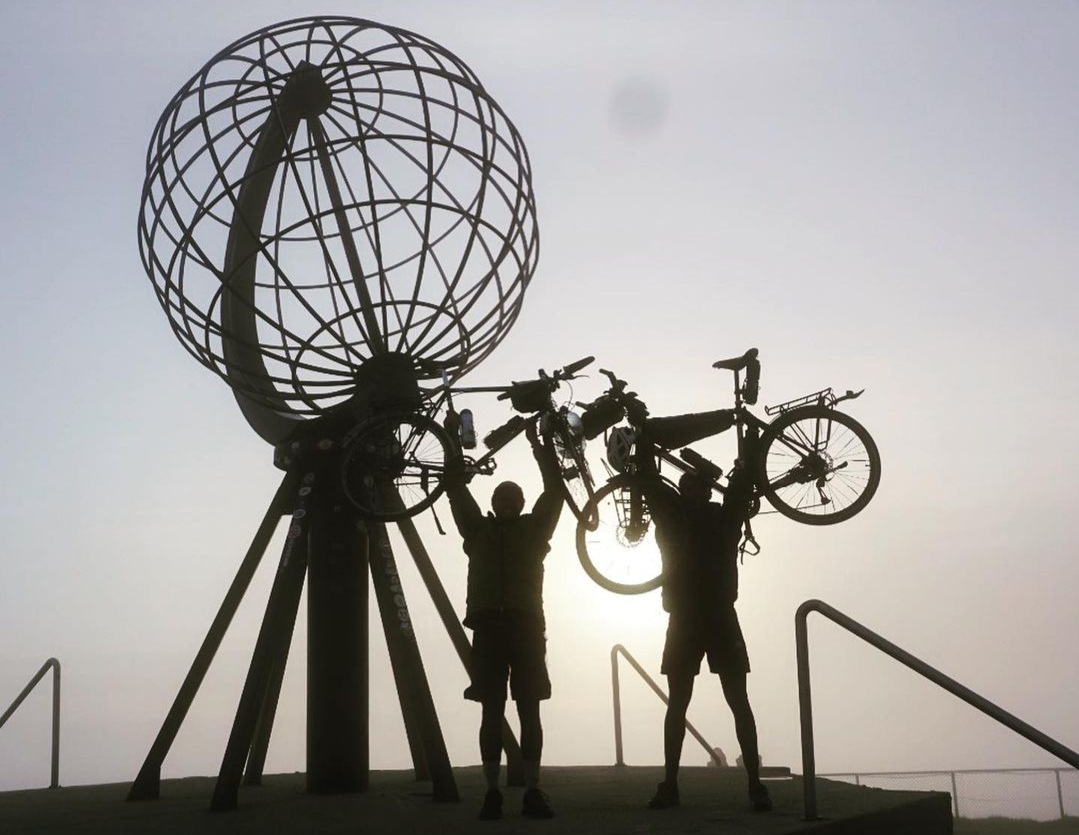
823, 769, 1079, 821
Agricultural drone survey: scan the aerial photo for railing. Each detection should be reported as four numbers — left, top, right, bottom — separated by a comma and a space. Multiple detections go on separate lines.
797, 600, 1079, 821
610, 644, 721, 766
0, 658, 61, 789
821, 767, 1078, 819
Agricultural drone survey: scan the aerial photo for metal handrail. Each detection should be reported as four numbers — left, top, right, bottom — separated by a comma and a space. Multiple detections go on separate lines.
0, 658, 61, 788
820, 766, 1077, 819
797, 599, 1079, 821
611, 644, 722, 767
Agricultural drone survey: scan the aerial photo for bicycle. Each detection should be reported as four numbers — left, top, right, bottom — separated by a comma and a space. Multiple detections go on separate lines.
339, 356, 598, 523
574, 348, 881, 594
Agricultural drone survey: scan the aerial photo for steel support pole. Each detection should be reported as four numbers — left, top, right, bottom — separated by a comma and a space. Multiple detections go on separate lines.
128, 473, 296, 801
211, 487, 311, 811
368, 522, 458, 800
244, 527, 307, 787
372, 536, 431, 782
306, 483, 368, 794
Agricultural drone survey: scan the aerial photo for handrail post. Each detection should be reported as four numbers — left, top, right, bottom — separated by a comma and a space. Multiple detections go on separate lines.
795, 608, 819, 820
0, 658, 61, 789
50, 659, 60, 789
950, 772, 959, 817
1056, 769, 1064, 819
611, 645, 624, 766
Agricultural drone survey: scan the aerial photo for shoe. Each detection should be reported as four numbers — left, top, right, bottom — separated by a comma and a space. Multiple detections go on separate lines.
749, 782, 772, 812
478, 788, 503, 821
647, 780, 680, 809
521, 787, 554, 818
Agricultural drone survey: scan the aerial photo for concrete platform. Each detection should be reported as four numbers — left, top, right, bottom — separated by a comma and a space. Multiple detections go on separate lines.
0, 766, 952, 834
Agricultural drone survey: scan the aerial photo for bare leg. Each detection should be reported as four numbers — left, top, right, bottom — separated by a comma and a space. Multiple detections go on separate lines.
719, 668, 769, 809
663, 673, 695, 785
516, 699, 543, 786
480, 698, 505, 789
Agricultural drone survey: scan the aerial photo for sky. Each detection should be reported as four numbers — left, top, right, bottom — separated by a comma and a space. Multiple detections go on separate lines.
2, 0, 1079, 797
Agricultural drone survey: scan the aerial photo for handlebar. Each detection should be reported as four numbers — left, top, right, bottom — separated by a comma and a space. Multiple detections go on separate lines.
492, 356, 592, 410
558, 356, 594, 378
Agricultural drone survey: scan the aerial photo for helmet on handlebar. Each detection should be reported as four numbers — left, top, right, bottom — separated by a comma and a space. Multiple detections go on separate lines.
605, 426, 637, 474
540, 408, 584, 440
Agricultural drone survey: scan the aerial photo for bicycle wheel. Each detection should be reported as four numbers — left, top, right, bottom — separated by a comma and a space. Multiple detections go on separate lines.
341, 411, 451, 521
547, 413, 598, 530
576, 473, 673, 595
755, 406, 880, 525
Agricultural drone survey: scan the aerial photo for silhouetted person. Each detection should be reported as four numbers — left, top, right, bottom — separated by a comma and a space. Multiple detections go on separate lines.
644, 468, 772, 813
446, 420, 563, 821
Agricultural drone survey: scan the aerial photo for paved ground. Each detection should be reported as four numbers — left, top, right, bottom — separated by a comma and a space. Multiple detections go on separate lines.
0, 766, 950, 835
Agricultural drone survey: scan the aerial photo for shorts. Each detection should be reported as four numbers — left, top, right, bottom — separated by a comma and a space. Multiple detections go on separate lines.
660, 607, 750, 678
464, 613, 551, 703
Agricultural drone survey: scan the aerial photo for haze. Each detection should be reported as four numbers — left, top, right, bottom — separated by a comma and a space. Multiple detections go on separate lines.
2, 0, 1078, 792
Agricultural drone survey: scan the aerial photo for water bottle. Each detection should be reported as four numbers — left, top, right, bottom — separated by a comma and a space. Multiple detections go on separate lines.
458, 408, 477, 449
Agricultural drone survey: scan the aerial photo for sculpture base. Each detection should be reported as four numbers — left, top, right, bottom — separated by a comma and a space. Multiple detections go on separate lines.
5, 766, 952, 834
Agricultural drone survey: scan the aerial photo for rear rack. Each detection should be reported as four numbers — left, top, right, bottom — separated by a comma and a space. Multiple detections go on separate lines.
765, 387, 835, 416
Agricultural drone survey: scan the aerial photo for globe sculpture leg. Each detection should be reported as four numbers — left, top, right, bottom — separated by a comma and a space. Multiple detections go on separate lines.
127, 472, 299, 801
211, 477, 314, 811
368, 521, 458, 801
243, 601, 297, 787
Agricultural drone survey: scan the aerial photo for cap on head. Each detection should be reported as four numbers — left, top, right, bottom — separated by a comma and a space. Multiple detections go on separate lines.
491, 480, 525, 518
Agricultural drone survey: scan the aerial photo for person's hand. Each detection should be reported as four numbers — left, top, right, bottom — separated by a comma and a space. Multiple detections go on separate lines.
444, 453, 473, 486
525, 416, 542, 448
724, 463, 753, 506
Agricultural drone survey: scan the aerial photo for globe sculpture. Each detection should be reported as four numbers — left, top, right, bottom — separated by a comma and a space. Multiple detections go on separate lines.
129, 17, 536, 810
138, 15, 538, 441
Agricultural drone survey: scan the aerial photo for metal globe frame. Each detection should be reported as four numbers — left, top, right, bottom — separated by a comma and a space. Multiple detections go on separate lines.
138, 15, 538, 441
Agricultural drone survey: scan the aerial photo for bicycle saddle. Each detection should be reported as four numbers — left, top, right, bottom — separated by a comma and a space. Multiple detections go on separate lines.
712, 348, 759, 372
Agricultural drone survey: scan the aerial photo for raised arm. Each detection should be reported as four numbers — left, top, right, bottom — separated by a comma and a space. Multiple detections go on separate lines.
527, 419, 564, 540
721, 462, 755, 522
638, 475, 682, 531
444, 457, 484, 542
631, 434, 682, 531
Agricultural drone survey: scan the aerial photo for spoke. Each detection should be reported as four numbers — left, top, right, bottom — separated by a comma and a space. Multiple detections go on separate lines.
307, 117, 386, 354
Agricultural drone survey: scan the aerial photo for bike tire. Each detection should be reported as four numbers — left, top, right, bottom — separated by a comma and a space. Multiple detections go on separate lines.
341, 411, 451, 521
754, 406, 880, 525
576, 473, 675, 595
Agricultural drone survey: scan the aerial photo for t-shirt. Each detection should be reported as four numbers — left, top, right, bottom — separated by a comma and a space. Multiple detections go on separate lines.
655, 499, 743, 619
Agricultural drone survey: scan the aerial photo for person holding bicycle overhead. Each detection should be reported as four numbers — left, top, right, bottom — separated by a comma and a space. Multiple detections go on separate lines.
445, 420, 563, 821
642, 461, 773, 814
